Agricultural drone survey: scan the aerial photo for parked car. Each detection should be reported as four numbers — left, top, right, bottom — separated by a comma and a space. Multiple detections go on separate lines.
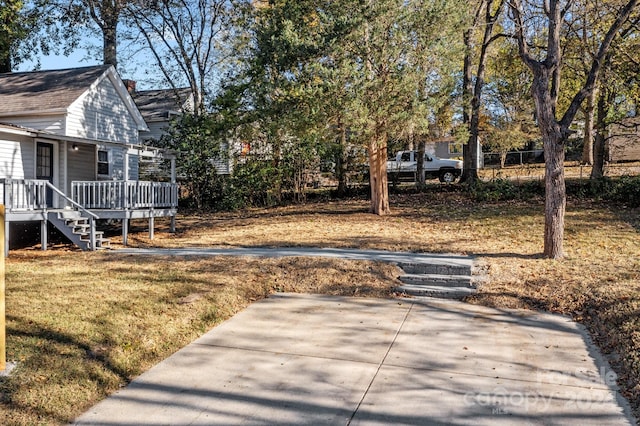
387, 150, 463, 183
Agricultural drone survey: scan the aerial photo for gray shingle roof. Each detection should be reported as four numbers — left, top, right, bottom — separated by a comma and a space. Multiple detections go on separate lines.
0, 65, 111, 116
133, 88, 192, 121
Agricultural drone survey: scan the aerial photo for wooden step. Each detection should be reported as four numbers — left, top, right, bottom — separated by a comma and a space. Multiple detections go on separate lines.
72, 224, 91, 233
80, 231, 104, 241
50, 210, 111, 251
58, 210, 83, 220
65, 218, 89, 227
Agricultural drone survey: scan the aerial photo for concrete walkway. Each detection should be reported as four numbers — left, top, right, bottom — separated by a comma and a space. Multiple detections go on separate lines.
112, 246, 475, 270
73, 293, 635, 425
112, 247, 479, 298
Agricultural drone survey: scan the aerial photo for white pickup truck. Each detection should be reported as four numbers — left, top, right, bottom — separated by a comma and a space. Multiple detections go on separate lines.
386, 151, 463, 183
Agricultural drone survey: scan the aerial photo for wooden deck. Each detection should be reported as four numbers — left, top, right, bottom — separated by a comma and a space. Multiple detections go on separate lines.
2, 179, 178, 252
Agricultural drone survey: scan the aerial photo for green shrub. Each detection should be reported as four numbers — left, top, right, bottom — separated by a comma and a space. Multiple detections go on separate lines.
222, 159, 282, 210
466, 179, 544, 202
468, 176, 638, 206
571, 176, 640, 207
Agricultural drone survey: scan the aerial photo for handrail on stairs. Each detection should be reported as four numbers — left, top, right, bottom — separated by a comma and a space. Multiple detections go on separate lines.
46, 182, 99, 250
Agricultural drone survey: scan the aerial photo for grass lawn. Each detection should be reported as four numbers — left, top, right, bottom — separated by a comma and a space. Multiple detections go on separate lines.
1, 189, 639, 424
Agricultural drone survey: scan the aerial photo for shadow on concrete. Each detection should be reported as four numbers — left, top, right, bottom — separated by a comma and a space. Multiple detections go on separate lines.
72, 294, 634, 425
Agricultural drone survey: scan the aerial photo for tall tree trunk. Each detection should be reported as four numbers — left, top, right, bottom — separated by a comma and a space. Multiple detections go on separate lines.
542, 131, 566, 259
581, 86, 597, 165
461, 0, 504, 184
532, 71, 566, 259
591, 89, 608, 179
368, 133, 390, 215
103, 23, 118, 68
462, 29, 473, 127
510, 0, 638, 259
461, 28, 474, 183
464, 68, 483, 183
87, 1, 121, 69
465, 122, 480, 182
363, 0, 389, 215
336, 123, 349, 196
416, 137, 426, 188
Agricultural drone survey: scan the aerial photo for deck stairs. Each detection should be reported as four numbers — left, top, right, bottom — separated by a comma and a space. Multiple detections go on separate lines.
47, 210, 110, 250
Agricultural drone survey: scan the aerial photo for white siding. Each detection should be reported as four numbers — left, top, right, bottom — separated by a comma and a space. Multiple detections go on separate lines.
0, 132, 34, 203
67, 77, 139, 145
128, 154, 139, 180
213, 142, 232, 175
3, 115, 65, 134
0, 133, 32, 180
97, 145, 128, 180
58, 142, 65, 193
66, 142, 96, 193
111, 147, 125, 179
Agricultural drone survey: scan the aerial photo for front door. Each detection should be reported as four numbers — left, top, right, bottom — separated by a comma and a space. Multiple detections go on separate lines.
36, 142, 54, 206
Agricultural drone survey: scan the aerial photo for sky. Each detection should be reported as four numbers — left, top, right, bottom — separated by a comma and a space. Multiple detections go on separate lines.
16, 42, 156, 90
18, 50, 100, 73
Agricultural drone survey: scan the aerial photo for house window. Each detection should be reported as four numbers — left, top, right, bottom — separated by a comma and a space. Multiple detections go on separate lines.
36, 143, 54, 180
97, 150, 109, 176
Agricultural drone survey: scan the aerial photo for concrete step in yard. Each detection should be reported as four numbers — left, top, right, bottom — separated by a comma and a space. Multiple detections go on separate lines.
395, 257, 479, 299
399, 273, 472, 287
396, 261, 471, 276
397, 283, 477, 299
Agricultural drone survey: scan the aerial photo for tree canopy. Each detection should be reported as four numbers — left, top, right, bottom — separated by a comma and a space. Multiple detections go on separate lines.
225, 0, 466, 214
5, 0, 640, 256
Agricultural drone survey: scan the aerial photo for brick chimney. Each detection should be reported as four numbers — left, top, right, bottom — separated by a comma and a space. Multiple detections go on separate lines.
123, 79, 136, 94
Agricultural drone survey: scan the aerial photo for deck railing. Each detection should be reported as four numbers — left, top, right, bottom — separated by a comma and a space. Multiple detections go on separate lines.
1, 179, 178, 212
1, 179, 49, 211
71, 181, 178, 210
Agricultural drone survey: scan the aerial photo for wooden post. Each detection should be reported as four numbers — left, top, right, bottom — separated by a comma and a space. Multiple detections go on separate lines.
1, 205, 6, 371
149, 215, 154, 240
122, 218, 128, 246
41, 219, 48, 251
89, 217, 96, 251
3, 180, 9, 258
4, 211, 8, 258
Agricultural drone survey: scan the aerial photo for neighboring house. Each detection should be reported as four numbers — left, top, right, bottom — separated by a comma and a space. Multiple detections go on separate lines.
131, 85, 194, 142
132, 86, 234, 175
608, 116, 640, 162
130, 85, 199, 178
425, 138, 464, 160
0, 65, 178, 254
425, 137, 483, 168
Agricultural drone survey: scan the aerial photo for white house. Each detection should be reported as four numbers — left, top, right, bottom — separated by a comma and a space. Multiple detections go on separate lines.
0, 65, 178, 253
